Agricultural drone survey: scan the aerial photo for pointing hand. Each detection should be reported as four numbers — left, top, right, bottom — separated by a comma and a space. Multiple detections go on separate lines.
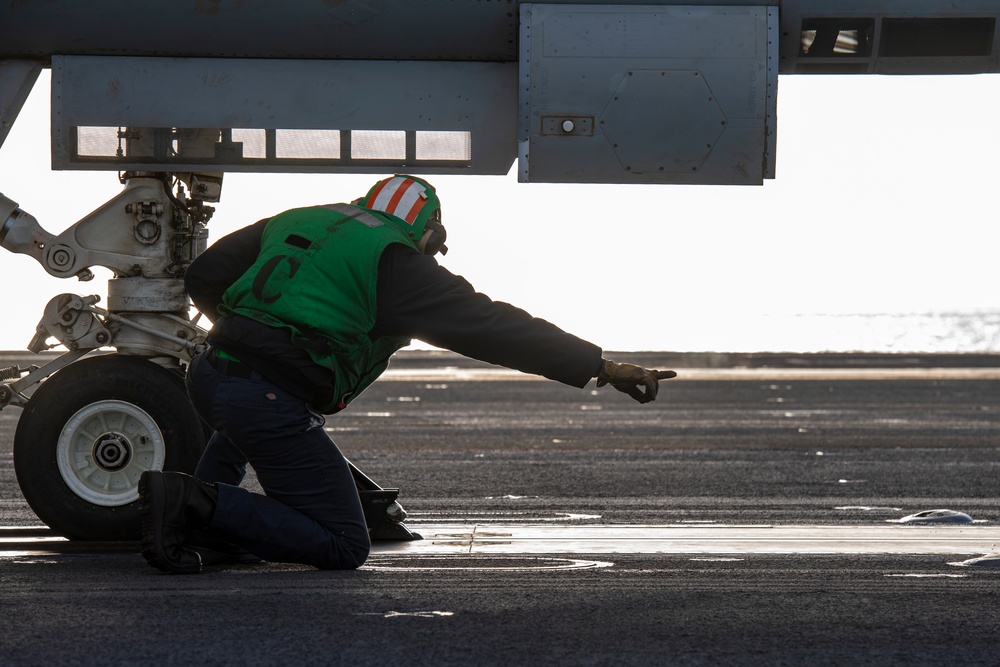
596, 359, 677, 404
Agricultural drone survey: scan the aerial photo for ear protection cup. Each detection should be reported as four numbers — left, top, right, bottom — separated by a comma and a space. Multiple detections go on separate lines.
418, 218, 448, 256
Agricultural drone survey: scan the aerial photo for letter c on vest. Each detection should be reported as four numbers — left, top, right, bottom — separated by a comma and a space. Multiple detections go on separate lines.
251, 255, 301, 304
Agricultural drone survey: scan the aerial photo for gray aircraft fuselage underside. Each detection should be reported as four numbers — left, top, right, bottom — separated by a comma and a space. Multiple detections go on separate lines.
1, 0, 997, 184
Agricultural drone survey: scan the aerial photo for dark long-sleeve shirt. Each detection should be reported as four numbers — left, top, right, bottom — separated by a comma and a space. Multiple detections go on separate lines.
185, 217, 603, 409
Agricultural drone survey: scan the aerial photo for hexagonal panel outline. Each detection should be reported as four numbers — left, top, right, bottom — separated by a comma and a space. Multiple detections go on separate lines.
599, 70, 727, 175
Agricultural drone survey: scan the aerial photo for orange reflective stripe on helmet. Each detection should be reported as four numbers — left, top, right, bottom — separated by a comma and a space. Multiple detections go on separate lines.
357, 174, 445, 255
367, 176, 428, 224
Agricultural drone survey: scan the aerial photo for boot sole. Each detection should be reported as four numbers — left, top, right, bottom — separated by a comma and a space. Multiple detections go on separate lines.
139, 472, 201, 574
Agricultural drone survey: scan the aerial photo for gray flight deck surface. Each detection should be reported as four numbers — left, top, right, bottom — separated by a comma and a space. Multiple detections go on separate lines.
2, 351, 999, 666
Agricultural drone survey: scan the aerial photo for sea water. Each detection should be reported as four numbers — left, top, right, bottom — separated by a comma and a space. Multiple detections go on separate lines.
665, 310, 1000, 354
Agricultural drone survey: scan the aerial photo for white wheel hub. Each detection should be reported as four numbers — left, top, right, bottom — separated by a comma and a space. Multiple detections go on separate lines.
56, 400, 166, 506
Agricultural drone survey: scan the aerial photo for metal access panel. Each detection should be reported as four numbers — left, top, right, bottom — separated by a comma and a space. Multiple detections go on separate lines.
51, 55, 517, 175
519, 4, 778, 185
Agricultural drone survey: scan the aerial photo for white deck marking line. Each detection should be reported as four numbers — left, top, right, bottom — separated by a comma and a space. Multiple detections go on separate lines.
2, 524, 999, 558
379, 367, 1000, 381
372, 524, 1000, 556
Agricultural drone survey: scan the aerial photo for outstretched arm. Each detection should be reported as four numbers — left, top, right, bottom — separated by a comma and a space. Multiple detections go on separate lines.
374, 245, 677, 400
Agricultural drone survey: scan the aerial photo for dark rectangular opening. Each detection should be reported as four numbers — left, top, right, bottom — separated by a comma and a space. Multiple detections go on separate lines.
800, 18, 875, 57
880, 18, 996, 57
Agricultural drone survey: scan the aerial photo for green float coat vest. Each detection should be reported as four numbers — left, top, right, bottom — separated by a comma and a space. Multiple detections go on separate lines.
218, 204, 416, 411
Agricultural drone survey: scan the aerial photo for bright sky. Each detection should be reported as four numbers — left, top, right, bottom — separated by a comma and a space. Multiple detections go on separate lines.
0, 70, 998, 353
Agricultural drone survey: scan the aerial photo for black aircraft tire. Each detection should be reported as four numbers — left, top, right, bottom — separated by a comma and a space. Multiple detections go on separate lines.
13, 355, 206, 541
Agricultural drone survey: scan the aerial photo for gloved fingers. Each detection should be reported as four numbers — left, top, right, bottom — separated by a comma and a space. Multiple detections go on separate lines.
630, 383, 655, 403
596, 361, 675, 403
612, 377, 657, 403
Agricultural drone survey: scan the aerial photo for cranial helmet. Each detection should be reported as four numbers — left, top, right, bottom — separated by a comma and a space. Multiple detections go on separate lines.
358, 175, 447, 255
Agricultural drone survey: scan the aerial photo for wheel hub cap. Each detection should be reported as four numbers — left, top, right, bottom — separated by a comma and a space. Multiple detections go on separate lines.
92, 433, 133, 471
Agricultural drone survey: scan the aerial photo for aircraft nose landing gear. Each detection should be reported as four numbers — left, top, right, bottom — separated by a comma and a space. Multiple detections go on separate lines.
14, 355, 206, 540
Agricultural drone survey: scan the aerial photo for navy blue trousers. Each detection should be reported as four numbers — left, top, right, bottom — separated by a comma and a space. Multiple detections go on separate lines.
185, 352, 370, 569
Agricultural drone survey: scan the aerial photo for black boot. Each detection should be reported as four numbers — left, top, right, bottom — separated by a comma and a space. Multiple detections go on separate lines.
188, 529, 263, 566
139, 471, 218, 574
